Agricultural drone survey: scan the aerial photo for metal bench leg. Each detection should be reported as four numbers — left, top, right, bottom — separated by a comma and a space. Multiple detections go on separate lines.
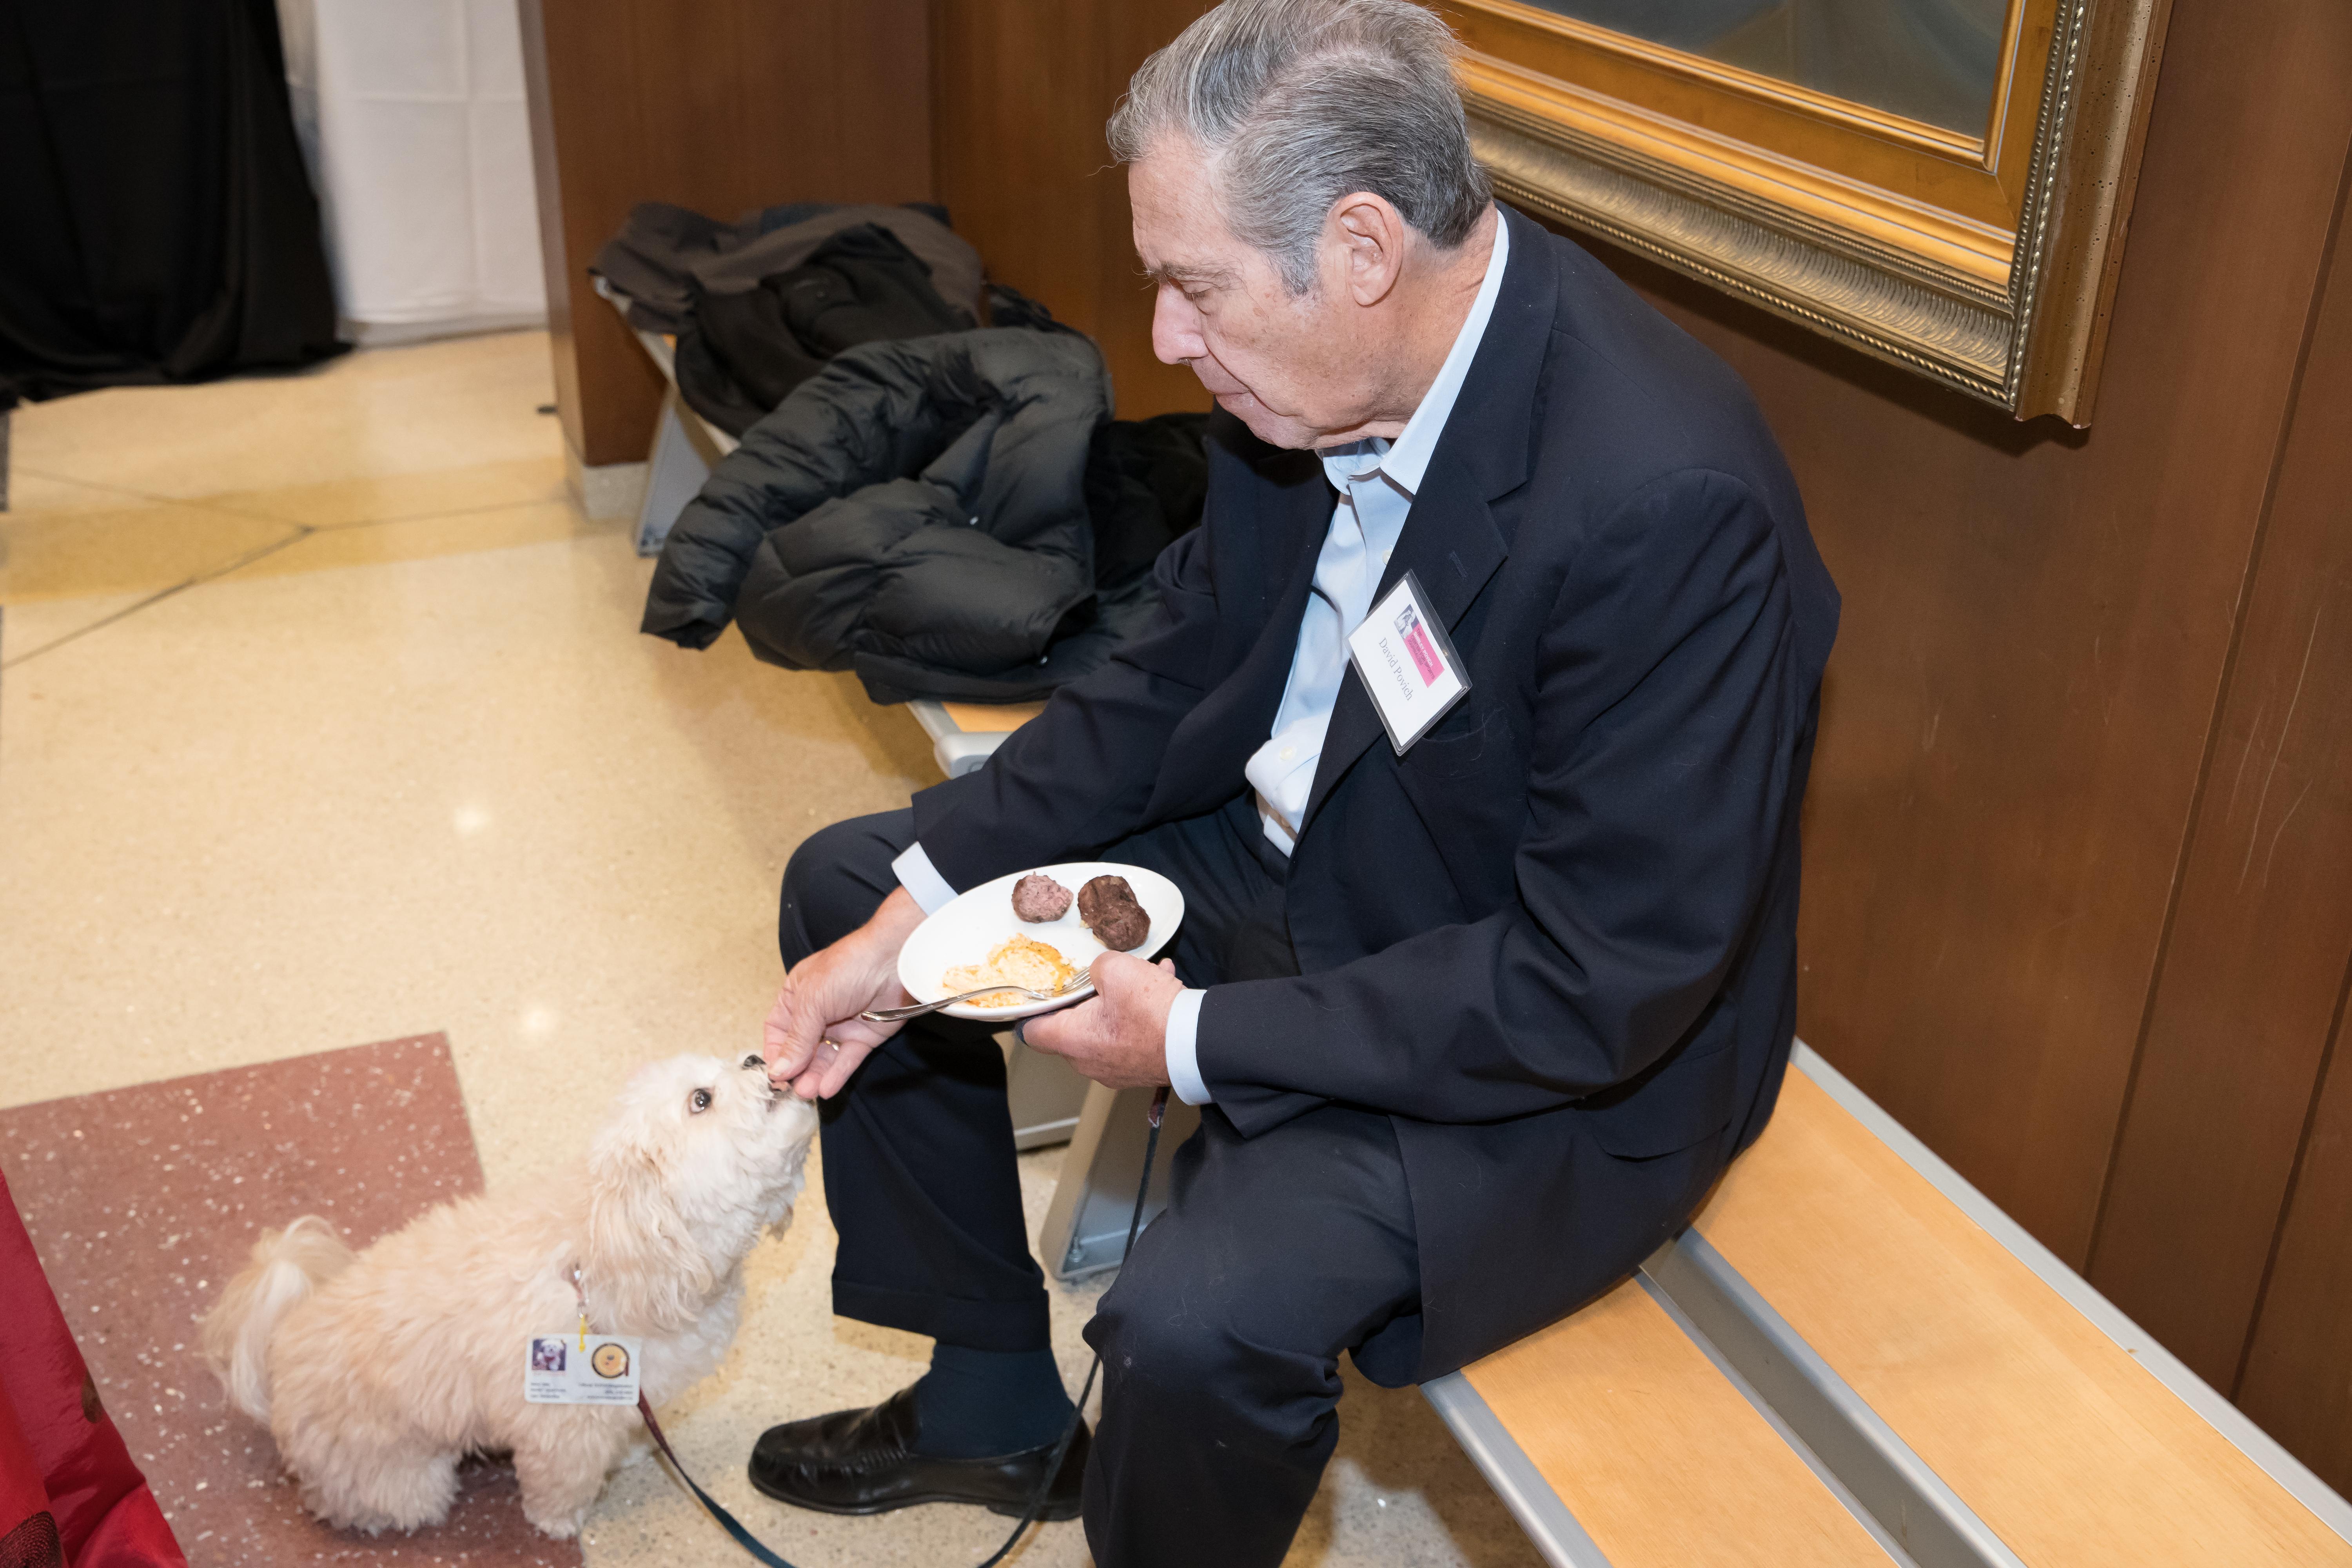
635, 384, 715, 557
1037, 1082, 1201, 1280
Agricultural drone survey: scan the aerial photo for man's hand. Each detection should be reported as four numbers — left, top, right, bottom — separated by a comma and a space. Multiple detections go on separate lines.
1020, 952, 1184, 1089
764, 886, 927, 1101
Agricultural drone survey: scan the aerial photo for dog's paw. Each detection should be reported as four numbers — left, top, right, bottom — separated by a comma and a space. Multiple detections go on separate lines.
526, 1511, 586, 1541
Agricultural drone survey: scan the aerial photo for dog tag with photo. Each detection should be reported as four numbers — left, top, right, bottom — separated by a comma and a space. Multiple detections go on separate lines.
523, 1333, 642, 1405
1346, 570, 1470, 755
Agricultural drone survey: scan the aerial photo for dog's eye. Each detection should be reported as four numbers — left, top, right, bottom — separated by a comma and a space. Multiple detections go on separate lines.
688, 1088, 713, 1114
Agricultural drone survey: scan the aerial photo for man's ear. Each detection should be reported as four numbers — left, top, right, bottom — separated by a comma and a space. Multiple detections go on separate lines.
1332, 192, 1409, 307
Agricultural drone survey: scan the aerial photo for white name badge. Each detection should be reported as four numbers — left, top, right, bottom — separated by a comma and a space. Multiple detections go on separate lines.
523, 1333, 642, 1405
1347, 571, 1471, 755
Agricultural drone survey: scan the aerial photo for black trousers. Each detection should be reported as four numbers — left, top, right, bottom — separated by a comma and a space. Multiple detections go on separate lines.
778, 795, 1422, 1568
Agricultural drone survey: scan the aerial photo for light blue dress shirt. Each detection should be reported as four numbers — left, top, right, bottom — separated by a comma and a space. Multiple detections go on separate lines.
894, 212, 1510, 1107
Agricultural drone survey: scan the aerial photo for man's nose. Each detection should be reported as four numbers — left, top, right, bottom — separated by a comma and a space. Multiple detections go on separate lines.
1151, 284, 1205, 367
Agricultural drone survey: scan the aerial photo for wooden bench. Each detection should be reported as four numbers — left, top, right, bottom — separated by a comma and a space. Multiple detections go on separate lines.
1423, 1044, 2352, 1567
907, 698, 1043, 780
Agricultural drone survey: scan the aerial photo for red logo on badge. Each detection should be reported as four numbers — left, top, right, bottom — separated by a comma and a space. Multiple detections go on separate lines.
1396, 605, 1443, 685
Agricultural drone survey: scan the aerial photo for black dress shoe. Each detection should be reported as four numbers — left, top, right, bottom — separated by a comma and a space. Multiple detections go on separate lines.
747, 1386, 1089, 1521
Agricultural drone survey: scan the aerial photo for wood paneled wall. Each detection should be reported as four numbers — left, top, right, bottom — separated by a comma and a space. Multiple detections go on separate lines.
929, 0, 1212, 420
2088, 113, 2352, 1388
927, 0, 2352, 1489
2224, 190, 2352, 1487
517, 0, 933, 470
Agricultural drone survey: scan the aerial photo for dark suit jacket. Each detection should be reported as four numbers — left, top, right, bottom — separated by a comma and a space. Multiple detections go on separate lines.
911, 205, 1839, 1379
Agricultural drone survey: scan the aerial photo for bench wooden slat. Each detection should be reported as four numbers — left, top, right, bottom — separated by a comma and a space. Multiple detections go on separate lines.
940, 699, 1045, 733
1463, 1278, 1896, 1568
1697, 1068, 2352, 1568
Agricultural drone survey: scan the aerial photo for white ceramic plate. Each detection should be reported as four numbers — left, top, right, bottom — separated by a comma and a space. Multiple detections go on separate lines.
896, 862, 1185, 1022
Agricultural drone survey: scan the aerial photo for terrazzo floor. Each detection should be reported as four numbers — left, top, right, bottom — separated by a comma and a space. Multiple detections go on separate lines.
0, 332, 1546, 1568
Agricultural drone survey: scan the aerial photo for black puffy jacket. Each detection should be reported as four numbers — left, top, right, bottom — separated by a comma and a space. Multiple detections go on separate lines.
642, 328, 1200, 704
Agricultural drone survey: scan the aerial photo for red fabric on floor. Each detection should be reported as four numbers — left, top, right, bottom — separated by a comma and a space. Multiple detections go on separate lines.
0, 1369, 62, 1568
0, 1169, 185, 1568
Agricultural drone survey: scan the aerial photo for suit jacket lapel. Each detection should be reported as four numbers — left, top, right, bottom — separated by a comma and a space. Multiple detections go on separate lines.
1145, 456, 1330, 815
1208, 475, 1329, 734
1298, 203, 1556, 831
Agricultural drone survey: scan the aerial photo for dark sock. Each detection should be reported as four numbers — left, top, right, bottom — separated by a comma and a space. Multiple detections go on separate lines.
909, 1343, 1075, 1458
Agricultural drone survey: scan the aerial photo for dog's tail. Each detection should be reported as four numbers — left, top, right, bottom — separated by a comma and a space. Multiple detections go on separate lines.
200, 1215, 355, 1423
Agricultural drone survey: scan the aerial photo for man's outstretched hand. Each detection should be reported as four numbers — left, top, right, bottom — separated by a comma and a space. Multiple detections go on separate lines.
1020, 951, 1183, 1089
764, 886, 927, 1101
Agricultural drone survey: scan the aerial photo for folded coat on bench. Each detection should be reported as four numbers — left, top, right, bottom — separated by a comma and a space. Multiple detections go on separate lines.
641, 328, 1207, 704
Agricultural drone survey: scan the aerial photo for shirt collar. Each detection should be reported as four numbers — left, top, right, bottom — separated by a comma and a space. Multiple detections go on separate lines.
1318, 209, 1510, 501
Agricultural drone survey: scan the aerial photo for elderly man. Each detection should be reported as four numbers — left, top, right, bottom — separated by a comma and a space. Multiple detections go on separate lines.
752, 0, 1838, 1561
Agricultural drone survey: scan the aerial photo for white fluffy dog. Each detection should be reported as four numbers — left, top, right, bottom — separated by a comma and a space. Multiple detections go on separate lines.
202, 1052, 817, 1538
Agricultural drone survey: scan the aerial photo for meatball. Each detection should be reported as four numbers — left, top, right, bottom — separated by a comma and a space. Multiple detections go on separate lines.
1078, 874, 1151, 951
1011, 873, 1073, 923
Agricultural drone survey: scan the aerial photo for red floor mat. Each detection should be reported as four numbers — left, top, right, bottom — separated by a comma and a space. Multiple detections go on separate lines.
0, 1037, 582, 1568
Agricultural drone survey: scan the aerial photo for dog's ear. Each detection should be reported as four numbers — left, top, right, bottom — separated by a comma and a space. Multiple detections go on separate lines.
584, 1114, 718, 1333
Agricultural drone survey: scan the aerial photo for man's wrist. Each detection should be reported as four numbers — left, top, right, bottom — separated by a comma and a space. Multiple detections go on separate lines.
890, 842, 959, 915
1163, 987, 1212, 1105
870, 885, 926, 942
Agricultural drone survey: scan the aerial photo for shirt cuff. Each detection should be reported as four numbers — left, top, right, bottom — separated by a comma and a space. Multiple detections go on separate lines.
890, 842, 960, 915
1164, 987, 1213, 1105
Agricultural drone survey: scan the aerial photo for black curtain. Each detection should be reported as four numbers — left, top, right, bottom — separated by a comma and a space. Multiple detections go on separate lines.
0, 0, 342, 411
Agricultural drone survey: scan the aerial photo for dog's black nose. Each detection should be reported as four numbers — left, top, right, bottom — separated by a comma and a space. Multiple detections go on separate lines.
742, 1053, 764, 1071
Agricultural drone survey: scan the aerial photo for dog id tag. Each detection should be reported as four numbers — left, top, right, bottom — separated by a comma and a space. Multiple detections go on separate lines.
1346, 571, 1470, 755
524, 1333, 642, 1405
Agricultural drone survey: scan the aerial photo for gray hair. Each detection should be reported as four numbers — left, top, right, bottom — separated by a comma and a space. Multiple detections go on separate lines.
1107, 0, 1492, 294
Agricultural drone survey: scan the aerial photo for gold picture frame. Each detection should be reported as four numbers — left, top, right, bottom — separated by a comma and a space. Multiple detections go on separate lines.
1439, 0, 2172, 423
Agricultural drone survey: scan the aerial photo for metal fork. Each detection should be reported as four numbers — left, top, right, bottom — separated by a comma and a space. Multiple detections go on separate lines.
861, 972, 1092, 1022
